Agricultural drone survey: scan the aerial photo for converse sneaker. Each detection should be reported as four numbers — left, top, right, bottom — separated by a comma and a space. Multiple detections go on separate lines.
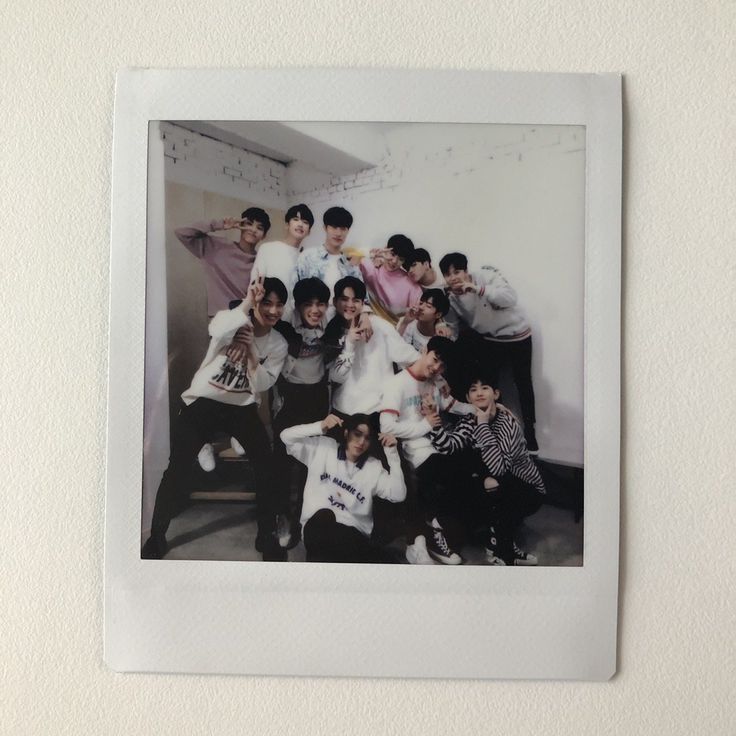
405, 535, 434, 564
484, 525, 506, 566
276, 514, 292, 549
197, 442, 216, 472
509, 542, 538, 566
426, 518, 462, 565
230, 436, 246, 456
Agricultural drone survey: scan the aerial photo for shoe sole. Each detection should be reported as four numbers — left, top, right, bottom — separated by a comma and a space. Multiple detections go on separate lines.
512, 558, 538, 566
428, 550, 462, 565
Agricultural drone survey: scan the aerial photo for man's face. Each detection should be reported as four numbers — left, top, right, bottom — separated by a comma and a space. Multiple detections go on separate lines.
298, 297, 327, 328
334, 287, 362, 322
466, 381, 499, 411
383, 248, 403, 272
416, 298, 440, 324
344, 423, 372, 462
325, 225, 349, 250
241, 218, 267, 248
445, 265, 470, 293
423, 350, 445, 379
286, 213, 311, 242
408, 260, 429, 283
255, 290, 285, 328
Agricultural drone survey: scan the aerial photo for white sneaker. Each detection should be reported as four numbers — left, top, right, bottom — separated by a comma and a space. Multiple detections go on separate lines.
405, 535, 435, 564
230, 436, 246, 456
197, 443, 216, 472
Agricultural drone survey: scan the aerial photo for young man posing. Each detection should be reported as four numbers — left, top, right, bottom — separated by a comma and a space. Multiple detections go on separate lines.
327, 277, 419, 417
359, 234, 423, 325
175, 207, 271, 317
296, 206, 362, 297
379, 337, 474, 565
428, 369, 546, 565
141, 277, 289, 562
271, 278, 332, 549
252, 204, 314, 320
439, 252, 540, 454
396, 288, 454, 351
281, 414, 406, 563
406, 248, 445, 291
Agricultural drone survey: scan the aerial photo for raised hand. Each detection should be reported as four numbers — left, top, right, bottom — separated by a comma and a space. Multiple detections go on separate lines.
406, 303, 420, 322
347, 316, 366, 344
357, 312, 373, 342
475, 406, 492, 425
425, 411, 442, 429
462, 280, 479, 294
435, 322, 452, 338
226, 324, 254, 363
222, 217, 245, 230
321, 414, 344, 433
378, 432, 397, 448
244, 274, 265, 312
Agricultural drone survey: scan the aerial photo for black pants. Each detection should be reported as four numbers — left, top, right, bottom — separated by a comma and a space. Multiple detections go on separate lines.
455, 333, 536, 429
303, 509, 395, 564
150, 398, 276, 540
272, 380, 329, 520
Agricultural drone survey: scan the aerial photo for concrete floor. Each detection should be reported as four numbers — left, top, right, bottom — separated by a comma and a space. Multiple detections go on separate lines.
162, 499, 583, 566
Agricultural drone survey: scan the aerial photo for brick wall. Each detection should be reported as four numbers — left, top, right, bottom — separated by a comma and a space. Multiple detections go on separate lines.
160, 122, 286, 210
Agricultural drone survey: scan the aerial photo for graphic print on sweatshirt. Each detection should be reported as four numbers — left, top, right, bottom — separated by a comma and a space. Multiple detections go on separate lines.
319, 470, 367, 511
208, 354, 267, 393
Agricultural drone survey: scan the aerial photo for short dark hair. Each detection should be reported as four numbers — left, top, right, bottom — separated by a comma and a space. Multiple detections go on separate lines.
426, 336, 455, 367
285, 204, 315, 228
261, 277, 288, 304
333, 276, 366, 301
420, 288, 450, 317
343, 413, 374, 435
386, 234, 414, 263
242, 207, 271, 234
463, 365, 500, 396
439, 252, 468, 275
407, 247, 431, 268
323, 206, 353, 229
293, 277, 330, 306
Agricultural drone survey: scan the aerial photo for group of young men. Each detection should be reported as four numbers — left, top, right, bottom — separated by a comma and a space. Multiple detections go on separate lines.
141, 202, 546, 566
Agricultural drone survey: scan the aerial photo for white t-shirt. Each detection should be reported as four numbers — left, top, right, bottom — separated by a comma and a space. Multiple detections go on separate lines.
379, 368, 473, 468
252, 240, 301, 319
402, 320, 433, 351
322, 253, 343, 296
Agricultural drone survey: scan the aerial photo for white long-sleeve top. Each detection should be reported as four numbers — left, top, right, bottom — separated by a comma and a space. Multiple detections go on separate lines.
447, 267, 531, 341
329, 315, 419, 415
281, 421, 406, 537
182, 306, 288, 406
379, 368, 474, 468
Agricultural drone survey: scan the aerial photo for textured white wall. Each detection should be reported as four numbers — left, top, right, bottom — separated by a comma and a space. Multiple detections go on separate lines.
2, 3, 734, 736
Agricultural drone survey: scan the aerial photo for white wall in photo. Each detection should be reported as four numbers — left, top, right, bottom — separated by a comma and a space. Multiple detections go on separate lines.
289, 123, 585, 466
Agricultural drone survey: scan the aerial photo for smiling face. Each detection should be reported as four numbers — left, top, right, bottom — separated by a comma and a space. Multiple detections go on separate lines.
255, 290, 285, 329
298, 297, 327, 328
416, 348, 445, 380
344, 422, 372, 462
383, 248, 403, 272
408, 259, 429, 283
240, 217, 267, 248
334, 286, 362, 323
444, 265, 470, 294
286, 212, 311, 243
466, 380, 500, 412
325, 224, 349, 253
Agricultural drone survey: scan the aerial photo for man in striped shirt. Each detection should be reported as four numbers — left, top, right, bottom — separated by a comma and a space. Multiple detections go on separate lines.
427, 368, 546, 566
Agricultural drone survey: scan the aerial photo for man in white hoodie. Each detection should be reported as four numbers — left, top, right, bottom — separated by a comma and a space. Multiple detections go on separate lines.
141, 276, 289, 561
281, 413, 406, 563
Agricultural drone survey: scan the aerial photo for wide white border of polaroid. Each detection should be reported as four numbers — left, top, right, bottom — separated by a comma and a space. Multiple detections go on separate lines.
105, 68, 621, 680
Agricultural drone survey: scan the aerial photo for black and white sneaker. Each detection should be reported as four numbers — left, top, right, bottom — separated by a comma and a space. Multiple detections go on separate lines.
509, 542, 538, 566
426, 518, 462, 565
524, 427, 539, 456
484, 525, 506, 566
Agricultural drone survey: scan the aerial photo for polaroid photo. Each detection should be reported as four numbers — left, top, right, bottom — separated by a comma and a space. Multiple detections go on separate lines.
105, 68, 621, 679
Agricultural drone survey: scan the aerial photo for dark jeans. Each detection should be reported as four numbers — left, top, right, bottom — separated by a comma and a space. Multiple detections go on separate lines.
303, 509, 396, 564
150, 398, 276, 540
272, 380, 329, 519
455, 333, 536, 429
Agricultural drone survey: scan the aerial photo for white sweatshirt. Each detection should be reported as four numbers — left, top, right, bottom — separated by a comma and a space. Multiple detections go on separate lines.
447, 267, 531, 341
181, 306, 288, 406
379, 367, 474, 468
281, 421, 406, 537
252, 240, 301, 319
329, 314, 419, 414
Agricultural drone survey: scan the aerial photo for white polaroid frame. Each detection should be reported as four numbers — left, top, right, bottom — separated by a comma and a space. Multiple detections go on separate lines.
105, 68, 621, 680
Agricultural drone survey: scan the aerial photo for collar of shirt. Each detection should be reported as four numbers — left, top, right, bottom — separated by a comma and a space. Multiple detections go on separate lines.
337, 445, 368, 469
319, 244, 347, 264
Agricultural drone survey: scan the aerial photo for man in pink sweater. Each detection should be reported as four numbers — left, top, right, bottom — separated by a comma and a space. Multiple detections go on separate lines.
359, 234, 423, 325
